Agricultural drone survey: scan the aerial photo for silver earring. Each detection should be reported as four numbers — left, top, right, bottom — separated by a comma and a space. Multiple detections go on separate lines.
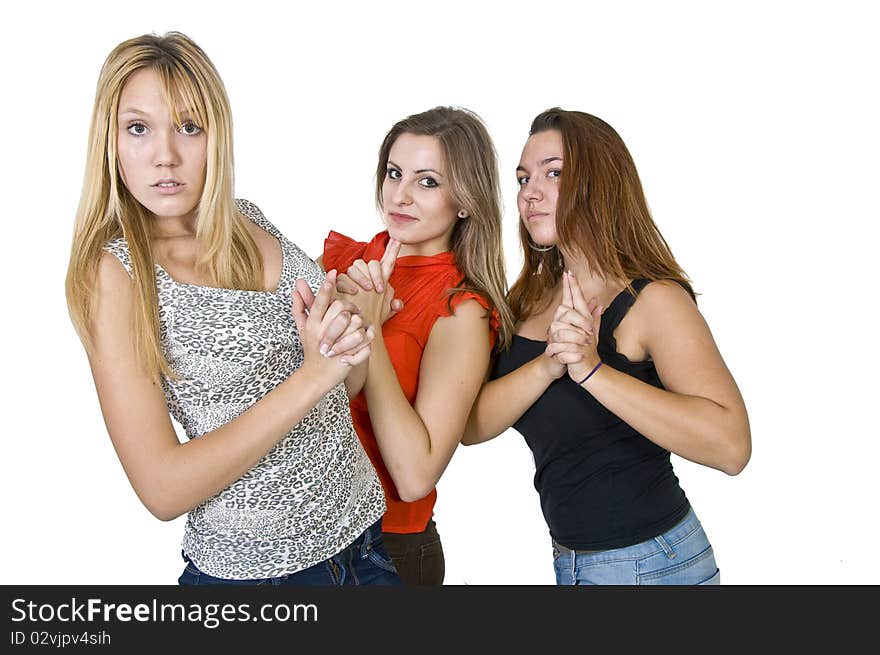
457, 209, 469, 219
528, 237, 554, 252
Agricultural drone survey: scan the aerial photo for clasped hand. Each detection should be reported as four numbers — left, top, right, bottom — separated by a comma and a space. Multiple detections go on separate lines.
543, 271, 604, 383
333, 238, 405, 325
291, 270, 374, 385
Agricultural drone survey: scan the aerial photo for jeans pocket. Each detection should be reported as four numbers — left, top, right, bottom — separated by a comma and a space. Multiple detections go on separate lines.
639, 544, 718, 585
366, 539, 398, 574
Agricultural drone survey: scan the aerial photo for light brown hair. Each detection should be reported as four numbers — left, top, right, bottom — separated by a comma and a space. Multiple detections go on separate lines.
375, 107, 515, 349
508, 108, 694, 323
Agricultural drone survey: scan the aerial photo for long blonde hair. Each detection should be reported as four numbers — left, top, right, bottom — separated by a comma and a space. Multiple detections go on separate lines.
508, 108, 694, 323
375, 107, 515, 350
65, 32, 263, 378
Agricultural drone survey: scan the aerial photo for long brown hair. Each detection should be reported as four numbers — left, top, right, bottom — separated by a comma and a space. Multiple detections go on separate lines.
375, 107, 515, 350
65, 32, 263, 378
508, 108, 694, 323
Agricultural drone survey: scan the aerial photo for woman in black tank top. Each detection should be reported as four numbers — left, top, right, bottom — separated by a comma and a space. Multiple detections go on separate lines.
463, 109, 751, 585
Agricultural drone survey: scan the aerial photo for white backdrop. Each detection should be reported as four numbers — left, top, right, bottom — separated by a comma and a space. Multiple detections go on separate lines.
1, 0, 877, 584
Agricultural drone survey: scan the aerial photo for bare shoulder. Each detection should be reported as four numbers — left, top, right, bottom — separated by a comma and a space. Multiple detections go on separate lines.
618, 280, 706, 356
630, 280, 700, 325
428, 298, 490, 348
449, 297, 489, 320
94, 251, 135, 298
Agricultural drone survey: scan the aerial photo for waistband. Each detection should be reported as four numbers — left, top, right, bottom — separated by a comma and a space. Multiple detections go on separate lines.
552, 508, 697, 557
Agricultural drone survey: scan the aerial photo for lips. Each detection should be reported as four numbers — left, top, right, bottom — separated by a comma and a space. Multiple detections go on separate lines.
389, 212, 417, 224
152, 179, 184, 188
151, 179, 186, 195
526, 211, 549, 222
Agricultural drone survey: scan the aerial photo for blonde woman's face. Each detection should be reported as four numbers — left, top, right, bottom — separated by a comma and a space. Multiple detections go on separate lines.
381, 133, 461, 257
516, 130, 563, 246
116, 68, 207, 223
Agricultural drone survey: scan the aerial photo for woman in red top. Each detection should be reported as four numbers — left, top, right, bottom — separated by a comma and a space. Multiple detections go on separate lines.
319, 107, 514, 584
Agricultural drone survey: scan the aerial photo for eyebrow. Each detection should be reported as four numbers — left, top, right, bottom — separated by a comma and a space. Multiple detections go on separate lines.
118, 108, 195, 119
388, 160, 445, 177
516, 156, 563, 173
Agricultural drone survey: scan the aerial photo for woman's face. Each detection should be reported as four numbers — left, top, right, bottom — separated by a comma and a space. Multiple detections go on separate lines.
516, 129, 563, 246
116, 67, 208, 224
381, 133, 460, 256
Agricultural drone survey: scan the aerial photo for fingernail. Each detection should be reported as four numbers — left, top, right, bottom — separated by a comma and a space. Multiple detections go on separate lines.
326, 350, 335, 357
319, 344, 329, 356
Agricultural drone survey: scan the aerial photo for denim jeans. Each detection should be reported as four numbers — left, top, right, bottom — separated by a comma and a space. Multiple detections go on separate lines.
552, 509, 721, 585
178, 519, 401, 585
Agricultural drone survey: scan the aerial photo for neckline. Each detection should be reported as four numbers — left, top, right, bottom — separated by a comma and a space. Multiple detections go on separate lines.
154, 232, 289, 295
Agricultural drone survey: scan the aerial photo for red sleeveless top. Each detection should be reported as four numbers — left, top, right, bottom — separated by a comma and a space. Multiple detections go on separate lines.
323, 230, 498, 533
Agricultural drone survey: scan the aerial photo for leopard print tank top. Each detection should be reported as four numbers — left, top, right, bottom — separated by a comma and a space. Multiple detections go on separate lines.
103, 199, 385, 579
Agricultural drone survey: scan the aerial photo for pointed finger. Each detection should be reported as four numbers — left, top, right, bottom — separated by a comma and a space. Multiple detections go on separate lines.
294, 279, 316, 311
367, 260, 384, 293
567, 272, 591, 316
309, 270, 336, 322
381, 238, 401, 280
291, 289, 307, 334
562, 271, 573, 308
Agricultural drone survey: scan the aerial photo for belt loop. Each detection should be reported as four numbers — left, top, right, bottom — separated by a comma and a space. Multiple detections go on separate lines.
655, 534, 676, 559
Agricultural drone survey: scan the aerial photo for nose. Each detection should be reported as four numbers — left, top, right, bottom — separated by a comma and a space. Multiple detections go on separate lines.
521, 177, 543, 202
153, 127, 180, 168
390, 178, 413, 206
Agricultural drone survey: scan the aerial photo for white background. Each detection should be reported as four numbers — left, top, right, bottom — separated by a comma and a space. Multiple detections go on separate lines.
1, 0, 877, 584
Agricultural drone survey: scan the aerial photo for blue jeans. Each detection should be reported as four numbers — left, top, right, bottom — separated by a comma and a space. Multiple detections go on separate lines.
178, 519, 401, 585
552, 509, 721, 585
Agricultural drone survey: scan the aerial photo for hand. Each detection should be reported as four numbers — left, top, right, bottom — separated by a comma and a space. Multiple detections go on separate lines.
548, 272, 603, 384
343, 238, 400, 293
342, 239, 403, 324
539, 338, 569, 380
291, 270, 374, 387
294, 273, 366, 357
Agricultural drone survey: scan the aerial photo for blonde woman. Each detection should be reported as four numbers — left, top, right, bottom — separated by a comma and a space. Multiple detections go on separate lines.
464, 108, 751, 585
66, 32, 400, 585
320, 107, 514, 585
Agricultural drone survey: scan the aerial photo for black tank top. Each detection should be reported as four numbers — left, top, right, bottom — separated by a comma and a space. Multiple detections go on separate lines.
492, 279, 690, 550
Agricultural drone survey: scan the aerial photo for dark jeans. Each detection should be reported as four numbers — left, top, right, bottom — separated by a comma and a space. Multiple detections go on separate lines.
381, 519, 445, 586
178, 519, 401, 585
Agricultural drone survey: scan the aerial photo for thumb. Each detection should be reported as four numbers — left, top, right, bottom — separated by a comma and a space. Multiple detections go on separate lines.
388, 297, 404, 319
295, 278, 316, 310
592, 304, 603, 336
291, 289, 308, 335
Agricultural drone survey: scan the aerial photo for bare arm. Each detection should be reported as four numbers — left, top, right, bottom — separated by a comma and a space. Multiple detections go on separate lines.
559, 275, 751, 475
88, 254, 369, 521
364, 299, 491, 501
461, 347, 564, 446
